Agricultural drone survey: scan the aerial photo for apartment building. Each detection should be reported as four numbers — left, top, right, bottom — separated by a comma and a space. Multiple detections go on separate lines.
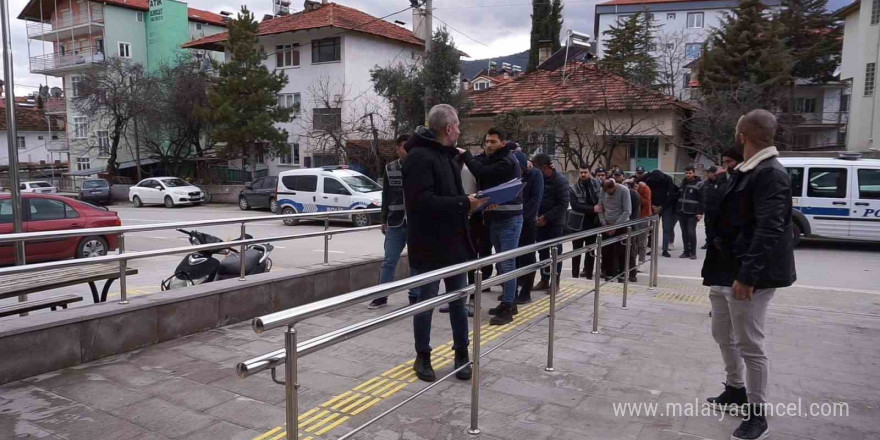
184, 0, 425, 176
838, 0, 880, 150
17, 0, 227, 176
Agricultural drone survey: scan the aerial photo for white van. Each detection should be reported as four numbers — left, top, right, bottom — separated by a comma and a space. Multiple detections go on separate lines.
275, 166, 382, 227
779, 153, 880, 244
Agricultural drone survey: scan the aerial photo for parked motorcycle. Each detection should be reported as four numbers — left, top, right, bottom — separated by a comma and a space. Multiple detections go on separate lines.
160, 228, 274, 290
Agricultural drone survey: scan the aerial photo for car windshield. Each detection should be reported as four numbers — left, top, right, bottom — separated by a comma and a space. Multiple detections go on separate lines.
162, 179, 190, 187
83, 180, 108, 189
342, 175, 382, 193
32, 182, 52, 188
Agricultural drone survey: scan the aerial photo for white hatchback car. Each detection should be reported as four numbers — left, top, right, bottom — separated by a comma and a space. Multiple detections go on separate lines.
129, 177, 205, 208
20, 181, 57, 194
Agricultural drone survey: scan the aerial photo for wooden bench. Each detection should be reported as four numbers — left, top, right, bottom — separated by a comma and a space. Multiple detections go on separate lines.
0, 263, 139, 309
0, 294, 83, 318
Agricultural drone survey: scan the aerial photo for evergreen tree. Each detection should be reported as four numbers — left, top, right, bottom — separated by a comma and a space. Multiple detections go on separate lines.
600, 11, 658, 88
698, 0, 791, 106
527, 0, 564, 71
199, 7, 292, 178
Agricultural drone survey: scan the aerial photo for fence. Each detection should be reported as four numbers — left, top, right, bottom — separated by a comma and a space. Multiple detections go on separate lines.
238, 216, 660, 439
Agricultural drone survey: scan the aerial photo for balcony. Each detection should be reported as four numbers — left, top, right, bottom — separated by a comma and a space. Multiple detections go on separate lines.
26, 9, 104, 41
794, 111, 849, 126
47, 136, 69, 152
30, 46, 105, 75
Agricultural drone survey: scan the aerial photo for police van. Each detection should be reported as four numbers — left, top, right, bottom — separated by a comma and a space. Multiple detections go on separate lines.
779, 153, 880, 245
275, 166, 382, 227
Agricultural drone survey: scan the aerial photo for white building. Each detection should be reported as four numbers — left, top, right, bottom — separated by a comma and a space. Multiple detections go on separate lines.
0, 107, 66, 166
185, 0, 426, 176
838, 0, 880, 150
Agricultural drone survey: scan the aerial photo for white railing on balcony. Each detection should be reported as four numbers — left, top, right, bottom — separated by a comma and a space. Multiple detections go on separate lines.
26, 9, 104, 38
30, 46, 105, 74
796, 111, 849, 125
47, 137, 69, 152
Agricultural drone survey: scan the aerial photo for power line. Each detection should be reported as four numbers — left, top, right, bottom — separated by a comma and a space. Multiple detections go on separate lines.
435, 0, 595, 10
433, 15, 489, 47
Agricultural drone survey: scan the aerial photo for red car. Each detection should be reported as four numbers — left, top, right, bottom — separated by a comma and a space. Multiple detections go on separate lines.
0, 193, 121, 266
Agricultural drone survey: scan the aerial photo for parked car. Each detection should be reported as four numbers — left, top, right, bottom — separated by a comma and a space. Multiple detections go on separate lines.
239, 176, 279, 213
20, 181, 57, 194
780, 154, 880, 245
129, 177, 205, 208
0, 193, 121, 265
79, 179, 112, 205
275, 166, 382, 227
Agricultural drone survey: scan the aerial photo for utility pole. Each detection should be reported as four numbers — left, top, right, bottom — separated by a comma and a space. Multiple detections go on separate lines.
1, 0, 26, 268
423, 0, 432, 123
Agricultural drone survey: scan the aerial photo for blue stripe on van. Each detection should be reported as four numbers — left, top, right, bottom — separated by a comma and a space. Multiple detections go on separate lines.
796, 206, 850, 217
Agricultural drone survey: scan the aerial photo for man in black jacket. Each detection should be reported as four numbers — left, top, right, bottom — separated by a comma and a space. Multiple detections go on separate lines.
403, 104, 487, 383
514, 151, 543, 304
645, 169, 679, 257
569, 165, 601, 279
702, 110, 796, 440
532, 154, 569, 291
677, 166, 703, 260
460, 128, 523, 325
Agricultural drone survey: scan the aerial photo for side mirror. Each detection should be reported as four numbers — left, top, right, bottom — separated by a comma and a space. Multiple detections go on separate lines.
244, 182, 253, 190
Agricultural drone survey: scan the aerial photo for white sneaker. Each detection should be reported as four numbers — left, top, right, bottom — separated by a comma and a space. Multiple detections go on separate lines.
668, 243, 676, 251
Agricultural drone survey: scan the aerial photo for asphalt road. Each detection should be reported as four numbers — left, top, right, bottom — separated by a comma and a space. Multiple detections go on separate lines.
3, 202, 879, 317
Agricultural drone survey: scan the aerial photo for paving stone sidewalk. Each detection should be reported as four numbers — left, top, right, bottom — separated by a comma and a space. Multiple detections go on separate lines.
1, 276, 878, 440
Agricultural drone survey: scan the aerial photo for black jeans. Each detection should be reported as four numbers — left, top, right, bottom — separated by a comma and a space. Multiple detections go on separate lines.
704, 213, 715, 247
661, 207, 677, 252
571, 234, 597, 278
601, 230, 627, 279
467, 214, 494, 286
516, 219, 538, 299
678, 213, 698, 255
538, 223, 564, 282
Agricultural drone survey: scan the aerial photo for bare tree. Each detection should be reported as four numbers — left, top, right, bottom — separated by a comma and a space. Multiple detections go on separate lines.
655, 31, 695, 99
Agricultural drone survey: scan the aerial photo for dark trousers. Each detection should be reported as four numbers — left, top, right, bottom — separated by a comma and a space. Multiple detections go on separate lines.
538, 224, 564, 282
704, 213, 715, 247
411, 269, 469, 353
661, 207, 677, 252
571, 234, 597, 278
678, 213, 698, 255
467, 214, 493, 286
601, 230, 627, 279
516, 219, 538, 299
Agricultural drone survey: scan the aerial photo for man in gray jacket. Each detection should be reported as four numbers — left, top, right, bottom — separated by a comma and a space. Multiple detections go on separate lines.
597, 179, 632, 281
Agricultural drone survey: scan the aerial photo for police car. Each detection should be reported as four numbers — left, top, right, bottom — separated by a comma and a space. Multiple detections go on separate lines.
779, 153, 880, 245
275, 166, 382, 227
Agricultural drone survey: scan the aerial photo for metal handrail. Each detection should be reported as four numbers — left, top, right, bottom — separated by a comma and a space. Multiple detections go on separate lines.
241, 216, 661, 439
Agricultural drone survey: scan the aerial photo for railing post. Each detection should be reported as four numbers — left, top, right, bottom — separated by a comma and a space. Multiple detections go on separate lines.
285, 325, 299, 440
239, 223, 247, 281
650, 217, 660, 289
545, 246, 558, 372
592, 234, 602, 334
622, 226, 631, 310
468, 271, 482, 436
118, 233, 128, 305
323, 217, 330, 265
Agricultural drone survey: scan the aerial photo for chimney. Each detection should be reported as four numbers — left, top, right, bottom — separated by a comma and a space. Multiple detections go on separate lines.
537, 39, 553, 66
412, 8, 426, 41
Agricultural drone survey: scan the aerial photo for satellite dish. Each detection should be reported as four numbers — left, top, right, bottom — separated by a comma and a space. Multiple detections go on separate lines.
50, 87, 62, 98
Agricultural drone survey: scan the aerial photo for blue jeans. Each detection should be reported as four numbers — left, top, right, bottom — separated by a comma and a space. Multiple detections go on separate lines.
488, 215, 523, 304
378, 225, 416, 302
410, 268, 469, 354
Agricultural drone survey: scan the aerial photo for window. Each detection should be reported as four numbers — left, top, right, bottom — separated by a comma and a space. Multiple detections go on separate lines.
837, 131, 847, 146
795, 97, 817, 113
786, 167, 804, 197
617, 14, 633, 24
71, 75, 82, 97
866, 63, 876, 97
858, 169, 880, 199
96, 130, 110, 156
323, 178, 349, 195
807, 167, 847, 198
666, 43, 674, 50
138, 179, 157, 188
73, 117, 88, 139
277, 93, 301, 113
28, 198, 73, 221
118, 42, 131, 58
647, 43, 657, 51
872, 0, 879, 25
795, 133, 812, 148
687, 12, 704, 28
282, 175, 318, 192
313, 108, 342, 131
136, 11, 144, 22
276, 44, 300, 68
280, 143, 299, 165
628, 137, 659, 159
77, 157, 90, 171
648, 13, 655, 20
16, 136, 25, 150
474, 82, 488, 91
840, 94, 850, 112
683, 72, 692, 89
685, 43, 703, 59
528, 132, 556, 156
96, 38, 104, 54
667, 13, 676, 20
0, 199, 11, 224
196, 23, 203, 30
311, 37, 341, 63
342, 175, 381, 193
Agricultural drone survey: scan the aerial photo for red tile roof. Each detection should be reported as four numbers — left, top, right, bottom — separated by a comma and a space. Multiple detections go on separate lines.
598, 0, 705, 5
184, 2, 423, 51
18, 0, 226, 26
466, 63, 691, 117
0, 108, 65, 132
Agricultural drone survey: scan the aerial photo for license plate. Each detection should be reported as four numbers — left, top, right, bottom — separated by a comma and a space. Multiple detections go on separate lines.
91, 191, 102, 194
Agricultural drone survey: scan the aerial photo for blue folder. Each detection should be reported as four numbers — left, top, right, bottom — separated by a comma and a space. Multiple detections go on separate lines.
475, 178, 525, 211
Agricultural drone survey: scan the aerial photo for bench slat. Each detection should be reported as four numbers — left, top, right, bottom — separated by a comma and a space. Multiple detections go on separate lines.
0, 263, 138, 299
0, 294, 83, 318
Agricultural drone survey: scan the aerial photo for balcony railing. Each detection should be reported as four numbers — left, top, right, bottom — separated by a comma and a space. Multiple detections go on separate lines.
47, 138, 70, 152
793, 111, 849, 125
26, 9, 104, 38
30, 46, 105, 75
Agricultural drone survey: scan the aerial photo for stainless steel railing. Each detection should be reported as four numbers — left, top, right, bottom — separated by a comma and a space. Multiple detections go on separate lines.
0, 208, 381, 304
239, 215, 661, 439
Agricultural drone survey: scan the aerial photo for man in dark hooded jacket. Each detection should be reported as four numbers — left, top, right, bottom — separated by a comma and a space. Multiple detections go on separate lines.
645, 169, 679, 257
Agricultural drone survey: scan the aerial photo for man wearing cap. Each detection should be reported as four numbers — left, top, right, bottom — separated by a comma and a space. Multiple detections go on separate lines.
634, 166, 647, 181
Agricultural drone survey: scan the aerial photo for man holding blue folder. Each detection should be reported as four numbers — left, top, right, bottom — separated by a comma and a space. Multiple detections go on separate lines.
460, 128, 523, 326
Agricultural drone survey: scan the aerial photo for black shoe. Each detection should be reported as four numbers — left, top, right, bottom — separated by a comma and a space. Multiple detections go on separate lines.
701, 244, 708, 250
367, 298, 388, 309
706, 383, 748, 412
689, 253, 698, 260
482, 287, 491, 293
580, 271, 593, 280
497, 294, 503, 301
662, 251, 671, 258
489, 302, 515, 325
488, 301, 518, 315
533, 280, 550, 291
516, 294, 532, 305
454, 349, 472, 380
439, 305, 449, 313
409, 296, 417, 305
732, 406, 769, 440
413, 351, 435, 382
679, 252, 690, 258
628, 275, 638, 282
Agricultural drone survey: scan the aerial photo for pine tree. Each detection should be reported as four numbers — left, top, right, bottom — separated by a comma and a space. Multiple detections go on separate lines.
527, 0, 564, 71
600, 11, 658, 88
200, 7, 292, 178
